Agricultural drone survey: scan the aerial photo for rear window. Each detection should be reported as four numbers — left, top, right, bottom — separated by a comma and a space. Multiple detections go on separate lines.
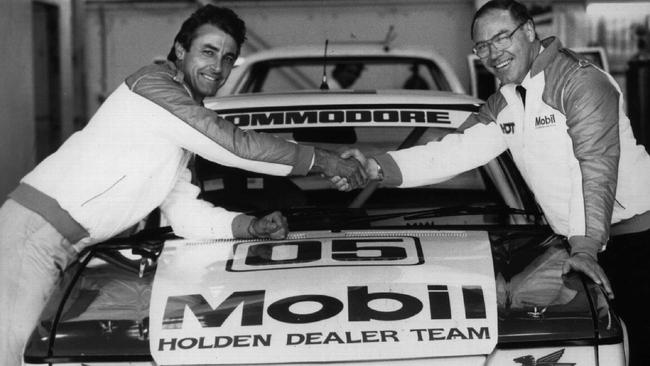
240, 57, 451, 93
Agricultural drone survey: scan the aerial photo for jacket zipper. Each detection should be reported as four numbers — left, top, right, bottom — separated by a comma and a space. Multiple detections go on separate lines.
81, 175, 126, 206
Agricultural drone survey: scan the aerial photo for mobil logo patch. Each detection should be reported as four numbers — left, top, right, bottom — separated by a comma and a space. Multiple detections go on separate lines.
500, 122, 515, 134
535, 114, 557, 128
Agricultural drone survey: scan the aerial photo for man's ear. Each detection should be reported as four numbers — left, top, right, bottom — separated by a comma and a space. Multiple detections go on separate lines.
174, 41, 186, 61
524, 21, 536, 42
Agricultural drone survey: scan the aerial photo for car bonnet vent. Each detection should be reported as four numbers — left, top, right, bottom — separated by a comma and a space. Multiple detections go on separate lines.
342, 230, 468, 238
176, 231, 467, 246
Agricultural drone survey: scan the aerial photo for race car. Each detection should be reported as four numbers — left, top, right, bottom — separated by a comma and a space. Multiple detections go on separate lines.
23, 90, 627, 366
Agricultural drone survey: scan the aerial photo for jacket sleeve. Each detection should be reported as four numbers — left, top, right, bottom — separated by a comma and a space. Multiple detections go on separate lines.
160, 168, 254, 239
563, 66, 620, 257
375, 97, 508, 187
128, 67, 314, 176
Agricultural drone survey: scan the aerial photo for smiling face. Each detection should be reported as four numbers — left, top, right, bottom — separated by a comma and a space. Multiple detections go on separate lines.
472, 9, 538, 85
175, 24, 238, 102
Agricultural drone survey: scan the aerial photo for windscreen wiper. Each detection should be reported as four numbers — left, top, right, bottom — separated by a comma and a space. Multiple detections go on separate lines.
342, 204, 541, 225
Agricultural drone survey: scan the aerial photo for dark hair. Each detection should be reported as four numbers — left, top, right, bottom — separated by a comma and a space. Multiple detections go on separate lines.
470, 0, 533, 40
167, 5, 247, 62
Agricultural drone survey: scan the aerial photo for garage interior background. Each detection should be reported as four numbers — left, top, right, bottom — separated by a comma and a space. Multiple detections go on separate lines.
1, 0, 650, 199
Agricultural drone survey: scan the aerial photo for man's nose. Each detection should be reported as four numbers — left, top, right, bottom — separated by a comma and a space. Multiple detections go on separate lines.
209, 60, 222, 73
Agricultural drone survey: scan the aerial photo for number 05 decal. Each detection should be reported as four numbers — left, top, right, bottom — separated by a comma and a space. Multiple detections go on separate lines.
227, 237, 423, 272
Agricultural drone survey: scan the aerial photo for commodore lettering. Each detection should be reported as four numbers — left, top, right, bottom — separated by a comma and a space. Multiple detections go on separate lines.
286, 111, 317, 124
374, 110, 399, 122
223, 109, 452, 126
319, 110, 345, 123
347, 110, 372, 122
252, 112, 283, 126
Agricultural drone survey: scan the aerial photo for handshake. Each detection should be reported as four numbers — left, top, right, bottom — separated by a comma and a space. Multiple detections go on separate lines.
312, 148, 383, 191
248, 147, 383, 241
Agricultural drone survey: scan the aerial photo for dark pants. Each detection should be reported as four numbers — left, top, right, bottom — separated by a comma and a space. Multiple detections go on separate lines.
599, 228, 650, 366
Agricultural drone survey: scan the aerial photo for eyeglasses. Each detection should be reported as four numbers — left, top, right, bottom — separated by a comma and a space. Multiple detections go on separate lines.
472, 21, 527, 58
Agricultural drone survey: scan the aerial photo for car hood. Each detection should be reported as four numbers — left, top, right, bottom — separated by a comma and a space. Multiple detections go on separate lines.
149, 230, 497, 364
25, 228, 620, 364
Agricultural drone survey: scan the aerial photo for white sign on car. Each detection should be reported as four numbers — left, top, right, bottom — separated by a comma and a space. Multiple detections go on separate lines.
149, 230, 498, 365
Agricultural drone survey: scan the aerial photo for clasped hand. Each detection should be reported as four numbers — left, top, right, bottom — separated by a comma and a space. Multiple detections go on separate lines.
326, 148, 380, 191
313, 148, 369, 188
248, 149, 373, 240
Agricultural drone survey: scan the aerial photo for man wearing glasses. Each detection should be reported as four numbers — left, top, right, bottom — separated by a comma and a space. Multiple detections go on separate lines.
334, 1, 650, 364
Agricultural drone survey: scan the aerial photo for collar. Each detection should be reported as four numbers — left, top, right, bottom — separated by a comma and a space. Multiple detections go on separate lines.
166, 60, 201, 103
165, 60, 185, 84
520, 42, 546, 87
529, 36, 562, 78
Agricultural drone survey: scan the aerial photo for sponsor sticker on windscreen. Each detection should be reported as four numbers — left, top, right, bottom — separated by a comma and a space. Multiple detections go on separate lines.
218, 105, 475, 129
149, 232, 497, 365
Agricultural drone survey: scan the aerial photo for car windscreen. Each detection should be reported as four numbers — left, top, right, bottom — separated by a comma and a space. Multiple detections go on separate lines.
196, 125, 508, 228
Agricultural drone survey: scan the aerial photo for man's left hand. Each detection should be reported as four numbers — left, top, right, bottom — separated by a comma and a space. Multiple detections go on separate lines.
562, 252, 614, 299
249, 211, 288, 239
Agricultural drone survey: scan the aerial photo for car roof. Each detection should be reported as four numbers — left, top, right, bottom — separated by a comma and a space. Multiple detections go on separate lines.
241, 42, 452, 63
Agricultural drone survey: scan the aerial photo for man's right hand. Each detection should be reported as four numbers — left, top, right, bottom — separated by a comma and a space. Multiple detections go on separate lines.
330, 148, 381, 191
312, 148, 368, 188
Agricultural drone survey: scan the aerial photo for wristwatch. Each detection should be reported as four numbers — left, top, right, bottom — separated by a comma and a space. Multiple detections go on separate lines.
371, 158, 384, 181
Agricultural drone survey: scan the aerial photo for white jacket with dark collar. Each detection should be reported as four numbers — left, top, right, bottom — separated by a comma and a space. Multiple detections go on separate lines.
11, 61, 314, 248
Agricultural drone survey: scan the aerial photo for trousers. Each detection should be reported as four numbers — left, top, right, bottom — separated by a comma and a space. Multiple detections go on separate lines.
599, 227, 650, 366
0, 199, 78, 366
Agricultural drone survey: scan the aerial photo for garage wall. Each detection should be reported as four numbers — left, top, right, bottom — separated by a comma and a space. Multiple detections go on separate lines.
84, 0, 476, 115
0, 0, 35, 198
235, 0, 476, 85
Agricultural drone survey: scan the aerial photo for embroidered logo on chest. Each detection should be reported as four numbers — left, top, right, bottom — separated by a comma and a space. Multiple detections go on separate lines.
535, 114, 557, 128
500, 122, 515, 134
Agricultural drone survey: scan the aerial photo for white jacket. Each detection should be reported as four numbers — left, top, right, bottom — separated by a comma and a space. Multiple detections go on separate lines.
376, 38, 650, 257
11, 62, 314, 249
